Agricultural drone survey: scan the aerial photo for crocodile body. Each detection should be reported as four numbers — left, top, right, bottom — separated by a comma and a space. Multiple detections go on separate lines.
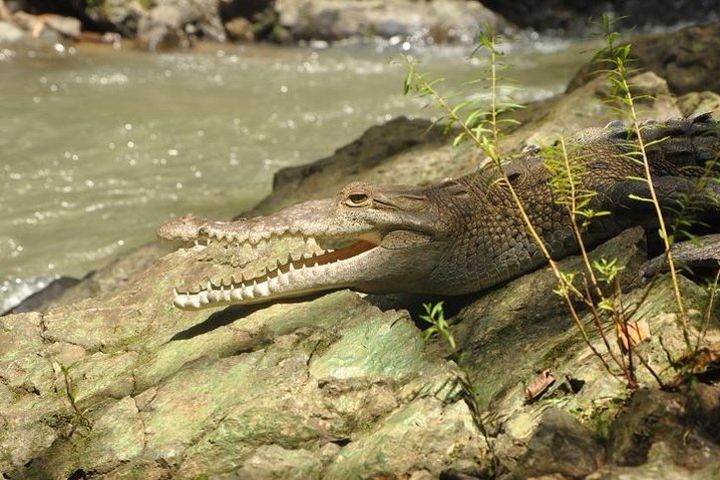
158, 115, 720, 310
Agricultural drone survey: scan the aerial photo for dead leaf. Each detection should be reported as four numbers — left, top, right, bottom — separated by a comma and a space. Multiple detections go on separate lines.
525, 369, 556, 403
617, 319, 650, 351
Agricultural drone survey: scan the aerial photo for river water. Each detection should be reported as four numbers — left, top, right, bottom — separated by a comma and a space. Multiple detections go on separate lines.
0, 35, 594, 311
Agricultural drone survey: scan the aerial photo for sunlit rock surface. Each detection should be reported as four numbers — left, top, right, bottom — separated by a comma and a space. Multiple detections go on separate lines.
2, 224, 718, 478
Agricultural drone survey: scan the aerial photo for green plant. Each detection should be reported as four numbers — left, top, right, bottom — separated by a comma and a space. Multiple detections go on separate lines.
597, 14, 692, 346
419, 301, 456, 350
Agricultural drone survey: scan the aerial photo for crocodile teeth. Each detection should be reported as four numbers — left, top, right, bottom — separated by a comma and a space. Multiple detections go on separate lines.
198, 291, 209, 304
252, 281, 268, 297
267, 276, 280, 292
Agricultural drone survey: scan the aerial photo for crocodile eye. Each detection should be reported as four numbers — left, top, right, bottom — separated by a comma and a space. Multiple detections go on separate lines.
345, 192, 370, 207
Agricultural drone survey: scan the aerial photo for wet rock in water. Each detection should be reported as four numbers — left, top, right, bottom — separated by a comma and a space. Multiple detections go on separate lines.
567, 22, 720, 96
0, 19, 23, 42
274, 0, 508, 43
39, 13, 80, 39
1, 276, 82, 316
2, 223, 718, 478
225, 16, 254, 41
155, 0, 226, 41
12, 11, 81, 39
480, 0, 720, 34
135, 6, 187, 51
98, 0, 147, 37
148, 4, 182, 30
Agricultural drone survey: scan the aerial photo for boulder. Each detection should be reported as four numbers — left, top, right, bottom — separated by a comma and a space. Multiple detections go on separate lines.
274, 0, 508, 43
567, 22, 720, 96
479, 0, 720, 34
516, 408, 605, 478
40, 13, 80, 39
135, 5, 188, 51
0, 19, 22, 42
224, 16, 254, 41
155, 0, 226, 41
12, 11, 80, 39
2, 276, 81, 316
2, 222, 718, 477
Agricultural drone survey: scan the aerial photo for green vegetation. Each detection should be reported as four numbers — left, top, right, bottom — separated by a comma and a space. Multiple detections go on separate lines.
403, 15, 719, 389
419, 301, 456, 350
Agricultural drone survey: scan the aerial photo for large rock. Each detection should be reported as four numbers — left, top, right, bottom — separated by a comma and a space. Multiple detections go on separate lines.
135, 4, 188, 51
2, 222, 718, 478
567, 22, 720, 96
274, 0, 508, 43
155, 0, 226, 41
12, 11, 81, 39
0, 20, 23, 42
0, 260, 487, 477
479, 0, 720, 33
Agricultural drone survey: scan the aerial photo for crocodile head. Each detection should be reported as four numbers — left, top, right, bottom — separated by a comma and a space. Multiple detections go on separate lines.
158, 181, 455, 309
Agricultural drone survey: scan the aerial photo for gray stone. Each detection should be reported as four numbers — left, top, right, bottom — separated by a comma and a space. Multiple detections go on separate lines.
225, 16, 254, 41
149, 5, 182, 29
568, 23, 720, 95
517, 408, 605, 478
274, 0, 508, 43
0, 20, 23, 43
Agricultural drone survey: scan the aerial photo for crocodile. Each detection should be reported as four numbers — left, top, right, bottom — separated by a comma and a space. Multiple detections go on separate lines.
158, 114, 720, 310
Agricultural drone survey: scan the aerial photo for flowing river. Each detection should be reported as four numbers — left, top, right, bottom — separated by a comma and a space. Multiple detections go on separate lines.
0, 35, 596, 311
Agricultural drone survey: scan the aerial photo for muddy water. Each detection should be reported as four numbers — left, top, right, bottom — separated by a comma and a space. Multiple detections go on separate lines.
0, 36, 595, 311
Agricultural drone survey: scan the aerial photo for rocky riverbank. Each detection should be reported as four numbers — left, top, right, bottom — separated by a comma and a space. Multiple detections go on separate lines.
2, 22, 720, 478
1, 0, 508, 51
1, 0, 719, 51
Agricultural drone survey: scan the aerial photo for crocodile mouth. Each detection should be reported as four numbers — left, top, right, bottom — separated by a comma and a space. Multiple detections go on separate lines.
173, 233, 383, 310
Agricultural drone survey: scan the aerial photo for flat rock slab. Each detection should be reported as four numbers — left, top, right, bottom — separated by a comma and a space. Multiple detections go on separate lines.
0, 244, 485, 478
2, 227, 719, 478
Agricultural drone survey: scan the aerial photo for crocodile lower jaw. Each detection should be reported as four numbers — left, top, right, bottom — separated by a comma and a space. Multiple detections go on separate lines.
173, 240, 378, 310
